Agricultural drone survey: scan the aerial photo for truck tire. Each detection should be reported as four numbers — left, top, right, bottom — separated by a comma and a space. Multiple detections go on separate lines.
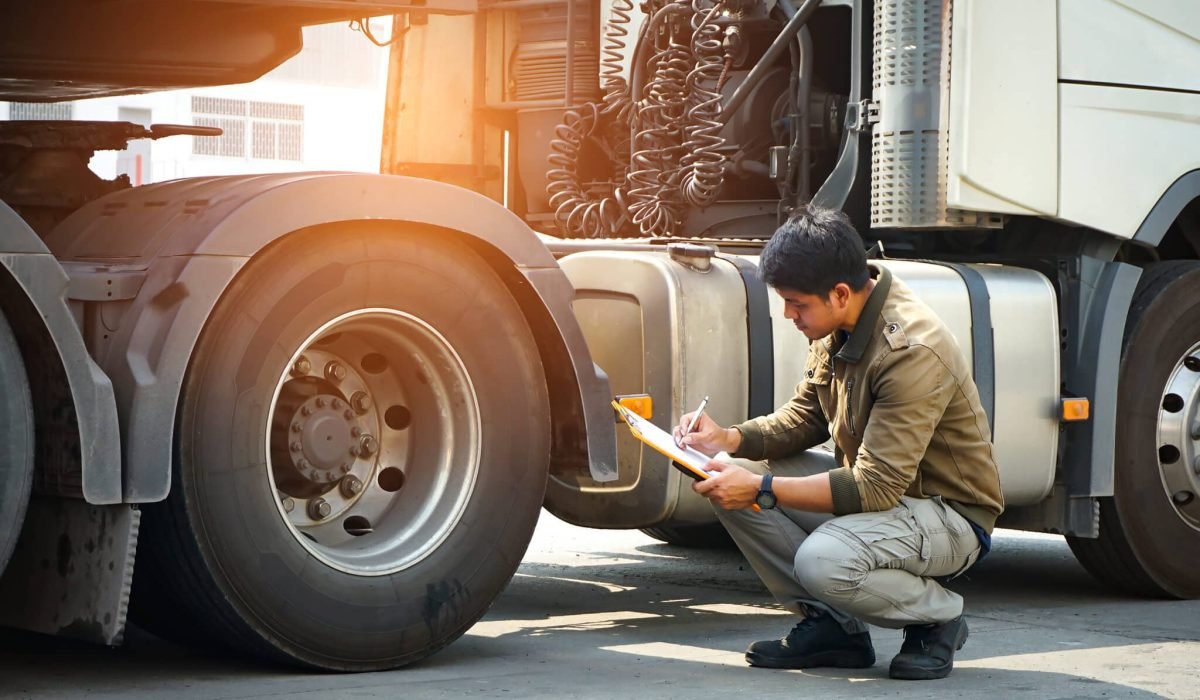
130, 228, 550, 670
0, 310, 34, 574
640, 523, 735, 549
1067, 261, 1200, 598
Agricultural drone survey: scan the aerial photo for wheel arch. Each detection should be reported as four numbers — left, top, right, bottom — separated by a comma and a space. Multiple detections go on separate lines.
1133, 169, 1200, 255
46, 174, 615, 502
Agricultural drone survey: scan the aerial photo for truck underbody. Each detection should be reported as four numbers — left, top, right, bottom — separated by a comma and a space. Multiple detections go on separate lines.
1, 0, 1199, 672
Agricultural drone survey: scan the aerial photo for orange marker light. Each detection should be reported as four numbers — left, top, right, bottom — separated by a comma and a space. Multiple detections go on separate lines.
616, 394, 653, 421
1062, 398, 1090, 422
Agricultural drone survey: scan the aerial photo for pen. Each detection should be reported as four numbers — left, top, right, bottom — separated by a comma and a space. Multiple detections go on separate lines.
677, 395, 709, 448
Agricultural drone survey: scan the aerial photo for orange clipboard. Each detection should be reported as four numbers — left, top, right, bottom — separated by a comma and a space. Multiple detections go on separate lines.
612, 401, 761, 512
612, 400, 714, 482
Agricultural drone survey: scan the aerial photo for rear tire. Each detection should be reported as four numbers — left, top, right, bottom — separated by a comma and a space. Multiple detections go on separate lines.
0, 309, 34, 574
640, 522, 735, 549
1068, 261, 1200, 598
131, 228, 550, 669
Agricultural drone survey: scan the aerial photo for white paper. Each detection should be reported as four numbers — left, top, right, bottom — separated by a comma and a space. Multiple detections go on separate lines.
615, 404, 714, 477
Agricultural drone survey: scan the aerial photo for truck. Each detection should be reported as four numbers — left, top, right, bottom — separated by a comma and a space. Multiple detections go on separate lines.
0, 0, 1197, 672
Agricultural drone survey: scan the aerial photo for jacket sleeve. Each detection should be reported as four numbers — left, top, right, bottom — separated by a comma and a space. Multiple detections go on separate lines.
828, 344, 956, 514
731, 355, 830, 461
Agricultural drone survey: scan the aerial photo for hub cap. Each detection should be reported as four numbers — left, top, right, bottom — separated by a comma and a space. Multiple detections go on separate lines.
1156, 344, 1200, 530
265, 308, 481, 575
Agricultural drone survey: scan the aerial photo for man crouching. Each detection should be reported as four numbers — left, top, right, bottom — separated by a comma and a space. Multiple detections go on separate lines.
677, 204, 1003, 680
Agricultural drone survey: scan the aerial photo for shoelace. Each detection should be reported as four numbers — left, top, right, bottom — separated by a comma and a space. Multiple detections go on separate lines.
900, 625, 935, 653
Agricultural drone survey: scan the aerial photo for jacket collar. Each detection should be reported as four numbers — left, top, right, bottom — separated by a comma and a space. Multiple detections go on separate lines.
834, 264, 891, 364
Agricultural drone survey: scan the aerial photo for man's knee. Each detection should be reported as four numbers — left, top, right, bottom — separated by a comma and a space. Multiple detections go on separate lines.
793, 528, 869, 603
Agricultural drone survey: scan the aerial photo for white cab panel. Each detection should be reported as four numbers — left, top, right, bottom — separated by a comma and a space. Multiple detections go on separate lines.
1058, 84, 1200, 238
947, 0, 1058, 216
1059, 0, 1200, 92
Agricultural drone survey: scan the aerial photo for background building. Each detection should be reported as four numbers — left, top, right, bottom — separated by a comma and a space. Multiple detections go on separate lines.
0, 19, 393, 184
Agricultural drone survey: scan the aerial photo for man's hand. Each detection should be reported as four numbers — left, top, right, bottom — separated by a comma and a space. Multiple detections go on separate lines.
674, 412, 742, 457
692, 461, 761, 510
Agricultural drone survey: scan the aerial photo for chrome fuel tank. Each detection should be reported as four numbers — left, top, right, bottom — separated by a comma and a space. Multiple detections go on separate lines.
547, 250, 1060, 529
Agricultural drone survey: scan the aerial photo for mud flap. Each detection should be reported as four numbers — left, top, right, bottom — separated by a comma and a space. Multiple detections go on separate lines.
0, 497, 139, 645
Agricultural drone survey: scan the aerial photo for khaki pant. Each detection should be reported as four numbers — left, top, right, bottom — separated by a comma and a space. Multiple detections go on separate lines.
715, 449, 981, 634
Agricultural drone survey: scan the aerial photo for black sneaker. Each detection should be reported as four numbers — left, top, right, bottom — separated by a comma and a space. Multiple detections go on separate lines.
745, 612, 876, 669
888, 616, 969, 680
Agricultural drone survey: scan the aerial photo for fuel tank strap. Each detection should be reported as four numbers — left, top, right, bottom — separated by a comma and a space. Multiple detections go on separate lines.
934, 262, 996, 435
724, 255, 775, 420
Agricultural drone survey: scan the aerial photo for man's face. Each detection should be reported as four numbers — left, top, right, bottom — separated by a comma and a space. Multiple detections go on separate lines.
775, 285, 850, 340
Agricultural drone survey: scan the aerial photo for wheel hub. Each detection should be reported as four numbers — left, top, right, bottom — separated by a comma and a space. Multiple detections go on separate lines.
265, 308, 481, 576
1156, 344, 1200, 530
292, 395, 354, 480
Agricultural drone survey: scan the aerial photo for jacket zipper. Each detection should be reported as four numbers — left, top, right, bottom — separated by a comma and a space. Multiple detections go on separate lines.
845, 375, 857, 437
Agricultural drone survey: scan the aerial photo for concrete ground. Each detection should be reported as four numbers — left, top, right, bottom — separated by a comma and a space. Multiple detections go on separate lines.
1, 513, 1197, 699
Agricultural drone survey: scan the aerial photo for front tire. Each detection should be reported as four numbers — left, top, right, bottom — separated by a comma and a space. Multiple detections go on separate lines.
131, 228, 550, 669
1068, 261, 1200, 598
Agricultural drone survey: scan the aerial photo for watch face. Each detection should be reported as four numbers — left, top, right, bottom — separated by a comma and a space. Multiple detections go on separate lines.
756, 491, 777, 509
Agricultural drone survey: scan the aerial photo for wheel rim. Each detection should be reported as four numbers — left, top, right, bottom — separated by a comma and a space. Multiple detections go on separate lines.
265, 308, 481, 575
1155, 343, 1200, 531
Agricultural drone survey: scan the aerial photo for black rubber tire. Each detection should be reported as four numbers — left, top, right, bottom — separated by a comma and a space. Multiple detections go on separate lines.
130, 229, 550, 670
640, 522, 735, 549
0, 309, 34, 574
1067, 260, 1200, 598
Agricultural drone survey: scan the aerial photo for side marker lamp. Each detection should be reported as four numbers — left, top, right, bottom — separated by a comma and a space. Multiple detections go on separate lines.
1061, 398, 1090, 422
616, 394, 653, 421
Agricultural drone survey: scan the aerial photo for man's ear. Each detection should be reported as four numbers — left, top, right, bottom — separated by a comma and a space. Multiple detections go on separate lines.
830, 283, 852, 308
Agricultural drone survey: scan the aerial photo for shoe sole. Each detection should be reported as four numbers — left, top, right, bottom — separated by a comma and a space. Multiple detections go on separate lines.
746, 649, 876, 670
888, 622, 969, 680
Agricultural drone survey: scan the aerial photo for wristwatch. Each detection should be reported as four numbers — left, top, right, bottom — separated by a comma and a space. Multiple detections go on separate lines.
755, 473, 777, 510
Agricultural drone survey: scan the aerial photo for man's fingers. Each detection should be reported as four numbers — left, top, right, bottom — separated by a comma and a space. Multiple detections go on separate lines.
704, 459, 728, 472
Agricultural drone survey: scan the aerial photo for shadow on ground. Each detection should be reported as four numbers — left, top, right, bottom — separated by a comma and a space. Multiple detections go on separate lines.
0, 531, 1195, 699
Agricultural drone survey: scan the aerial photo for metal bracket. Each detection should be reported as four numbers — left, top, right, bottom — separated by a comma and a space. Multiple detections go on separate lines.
846, 99, 878, 134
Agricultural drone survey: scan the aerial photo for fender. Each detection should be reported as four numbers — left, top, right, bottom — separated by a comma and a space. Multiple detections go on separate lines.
1133, 169, 1200, 248
45, 173, 617, 502
0, 201, 121, 504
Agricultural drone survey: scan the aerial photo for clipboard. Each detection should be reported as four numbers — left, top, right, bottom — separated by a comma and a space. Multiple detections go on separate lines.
612, 401, 763, 512
611, 400, 714, 481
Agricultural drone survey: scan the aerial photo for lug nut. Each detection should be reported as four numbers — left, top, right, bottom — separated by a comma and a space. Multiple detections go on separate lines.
290, 441, 302, 453
1193, 455, 1200, 475
344, 410, 355, 420
332, 398, 343, 410
326, 361, 348, 383
351, 391, 372, 415
301, 406, 313, 417
282, 497, 295, 513
339, 462, 351, 473
297, 458, 311, 470
316, 397, 326, 408
308, 497, 332, 520
291, 356, 312, 377
351, 426, 362, 438
291, 422, 302, 433
341, 475, 364, 497
358, 434, 379, 458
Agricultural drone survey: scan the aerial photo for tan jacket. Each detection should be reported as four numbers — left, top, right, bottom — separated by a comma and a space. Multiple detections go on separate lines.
732, 265, 1005, 532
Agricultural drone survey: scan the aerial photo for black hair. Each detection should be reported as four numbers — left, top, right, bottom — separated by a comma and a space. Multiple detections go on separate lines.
758, 204, 869, 296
